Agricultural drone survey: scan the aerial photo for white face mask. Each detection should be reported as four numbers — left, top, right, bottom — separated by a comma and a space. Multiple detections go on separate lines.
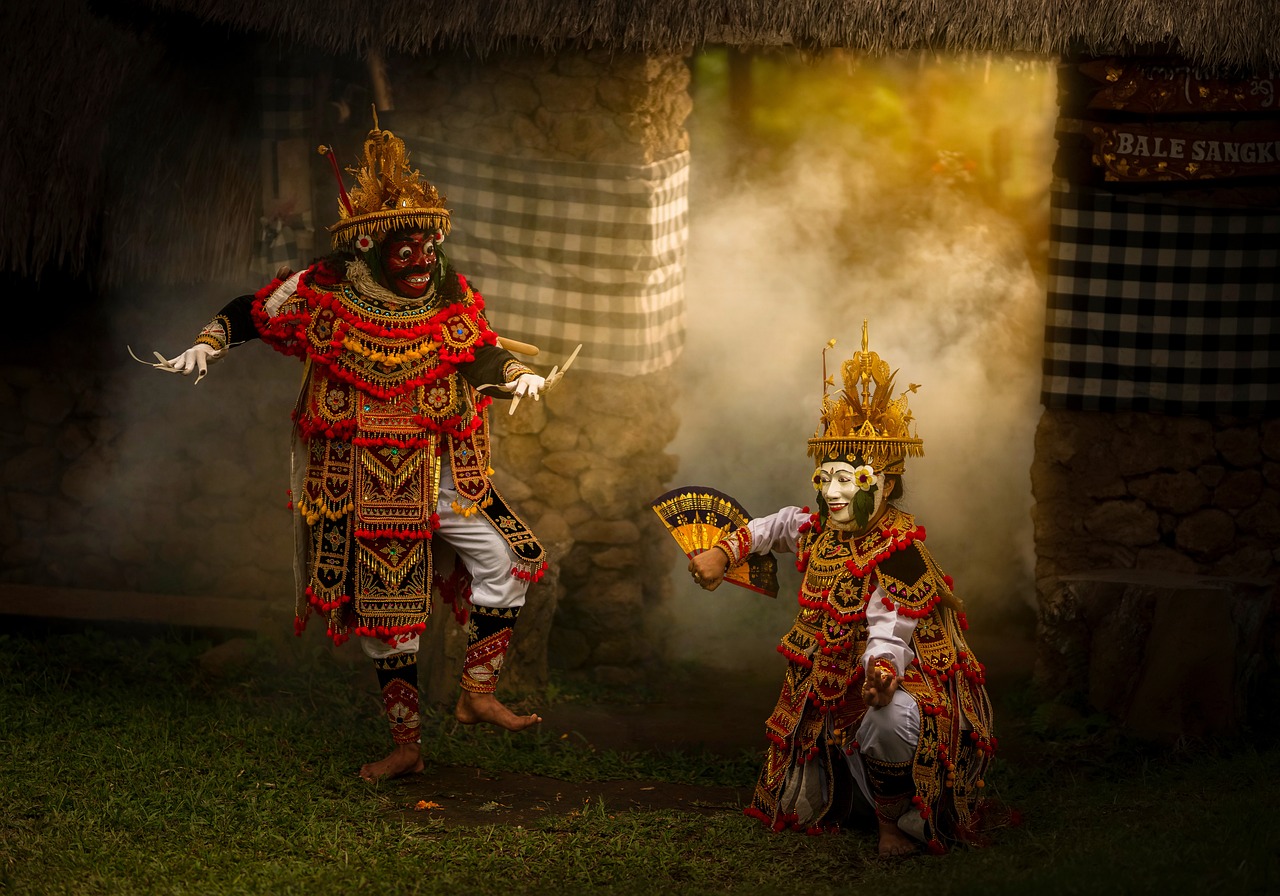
814, 461, 886, 529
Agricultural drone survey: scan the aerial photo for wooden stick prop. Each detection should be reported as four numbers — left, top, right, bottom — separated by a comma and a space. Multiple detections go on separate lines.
496, 337, 539, 356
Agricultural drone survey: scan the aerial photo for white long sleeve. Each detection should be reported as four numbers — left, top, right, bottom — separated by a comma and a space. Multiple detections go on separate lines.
744, 506, 812, 555
863, 582, 918, 675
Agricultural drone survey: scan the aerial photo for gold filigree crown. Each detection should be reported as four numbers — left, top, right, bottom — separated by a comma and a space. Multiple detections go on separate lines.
807, 320, 923, 475
322, 109, 451, 250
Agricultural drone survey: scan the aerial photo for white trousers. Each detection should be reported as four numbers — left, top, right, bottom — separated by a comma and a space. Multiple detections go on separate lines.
845, 688, 928, 841
855, 687, 921, 763
361, 462, 527, 661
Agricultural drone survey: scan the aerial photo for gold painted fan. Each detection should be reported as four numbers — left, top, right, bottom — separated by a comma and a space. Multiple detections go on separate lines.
650, 486, 779, 598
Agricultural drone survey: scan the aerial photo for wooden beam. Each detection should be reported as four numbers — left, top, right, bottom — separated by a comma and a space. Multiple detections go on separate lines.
0, 584, 280, 633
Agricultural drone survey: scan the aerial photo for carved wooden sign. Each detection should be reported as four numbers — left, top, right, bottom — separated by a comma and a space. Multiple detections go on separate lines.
1078, 59, 1278, 115
1059, 57, 1280, 186
1059, 119, 1280, 182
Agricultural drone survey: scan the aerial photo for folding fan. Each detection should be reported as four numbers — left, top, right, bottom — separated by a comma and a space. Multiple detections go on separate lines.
650, 486, 779, 597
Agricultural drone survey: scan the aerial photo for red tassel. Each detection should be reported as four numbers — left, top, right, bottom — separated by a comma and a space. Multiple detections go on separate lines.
318, 145, 354, 215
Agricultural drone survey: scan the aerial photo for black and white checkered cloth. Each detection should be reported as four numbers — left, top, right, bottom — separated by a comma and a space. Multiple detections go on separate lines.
256, 210, 313, 279
1043, 182, 1280, 414
254, 53, 314, 280
258, 51, 311, 142
404, 139, 689, 376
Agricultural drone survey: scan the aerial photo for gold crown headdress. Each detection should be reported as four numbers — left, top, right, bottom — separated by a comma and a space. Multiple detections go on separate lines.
807, 320, 923, 475
319, 108, 451, 250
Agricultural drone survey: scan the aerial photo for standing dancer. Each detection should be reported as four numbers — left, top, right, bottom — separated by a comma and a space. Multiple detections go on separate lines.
158, 115, 561, 781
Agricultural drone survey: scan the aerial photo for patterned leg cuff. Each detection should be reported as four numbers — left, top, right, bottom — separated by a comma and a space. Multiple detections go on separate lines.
374, 654, 421, 745
863, 754, 913, 823
461, 605, 518, 694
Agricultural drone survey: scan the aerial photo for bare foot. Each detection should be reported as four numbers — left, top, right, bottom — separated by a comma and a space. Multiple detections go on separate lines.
455, 690, 542, 731
358, 742, 424, 783
877, 819, 918, 858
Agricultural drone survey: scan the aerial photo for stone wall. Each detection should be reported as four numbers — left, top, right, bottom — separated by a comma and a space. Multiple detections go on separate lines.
1031, 409, 1280, 584
1031, 407, 1280, 710
0, 316, 296, 617
389, 49, 692, 165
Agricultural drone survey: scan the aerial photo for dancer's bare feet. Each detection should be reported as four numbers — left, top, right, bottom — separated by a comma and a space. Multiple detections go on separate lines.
455, 690, 542, 731
358, 742, 424, 783
877, 819, 918, 858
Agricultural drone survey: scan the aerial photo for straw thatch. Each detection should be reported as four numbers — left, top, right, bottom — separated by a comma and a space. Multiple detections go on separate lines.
1, 0, 258, 288
140, 0, 1280, 69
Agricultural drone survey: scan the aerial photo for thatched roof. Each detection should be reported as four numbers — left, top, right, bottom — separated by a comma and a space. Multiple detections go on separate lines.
141, 0, 1280, 69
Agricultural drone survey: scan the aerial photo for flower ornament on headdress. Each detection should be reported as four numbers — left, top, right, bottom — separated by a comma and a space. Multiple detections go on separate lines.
807, 319, 923, 476
319, 107, 451, 252
852, 465, 877, 490
850, 463, 880, 527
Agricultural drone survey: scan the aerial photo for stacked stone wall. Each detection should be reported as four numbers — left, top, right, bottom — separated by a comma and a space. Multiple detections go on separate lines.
1032, 407, 1280, 730
1032, 408, 1280, 584
0, 339, 296, 615
391, 49, 691, 165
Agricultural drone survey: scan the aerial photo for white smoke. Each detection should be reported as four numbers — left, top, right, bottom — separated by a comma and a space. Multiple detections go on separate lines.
664, 59, 1053, 665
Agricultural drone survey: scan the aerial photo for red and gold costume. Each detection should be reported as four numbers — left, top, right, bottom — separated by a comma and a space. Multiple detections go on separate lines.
730, 504, 994, 849
715, 323, 997, 852
190, 116, 545, 747
250, 260, 544, 643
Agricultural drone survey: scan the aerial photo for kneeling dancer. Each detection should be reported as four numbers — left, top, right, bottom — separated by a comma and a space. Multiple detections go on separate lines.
689, 323, 996, 856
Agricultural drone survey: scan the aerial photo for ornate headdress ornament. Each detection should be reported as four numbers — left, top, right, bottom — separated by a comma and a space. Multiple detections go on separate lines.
807, 320, 923, 475
319, 108, 451, 250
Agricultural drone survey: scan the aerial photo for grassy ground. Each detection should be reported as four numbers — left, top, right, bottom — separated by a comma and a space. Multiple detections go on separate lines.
1, 625, 1277, 895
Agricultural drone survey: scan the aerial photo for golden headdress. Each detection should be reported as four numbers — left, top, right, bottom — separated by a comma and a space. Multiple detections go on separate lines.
807, 320, 923, 475
321, 109, 451, 250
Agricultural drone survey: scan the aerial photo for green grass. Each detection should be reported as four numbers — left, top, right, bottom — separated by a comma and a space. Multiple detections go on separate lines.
1, 626, 1277, 895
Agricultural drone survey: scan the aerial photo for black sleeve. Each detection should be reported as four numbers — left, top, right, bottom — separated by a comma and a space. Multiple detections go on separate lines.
458, 343, 530, 399
211, 294, 259, 346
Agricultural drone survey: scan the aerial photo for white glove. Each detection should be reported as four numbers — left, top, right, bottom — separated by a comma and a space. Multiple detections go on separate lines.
479, 345, 580, 416
495, 372, 546, 416
164, 343, 225, 383
505, 373, 547, 401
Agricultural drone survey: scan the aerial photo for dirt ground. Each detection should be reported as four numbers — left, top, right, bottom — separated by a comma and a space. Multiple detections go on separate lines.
388, 631, 1036, 828
389, 668, 778, 827
393, 766, 751, 827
